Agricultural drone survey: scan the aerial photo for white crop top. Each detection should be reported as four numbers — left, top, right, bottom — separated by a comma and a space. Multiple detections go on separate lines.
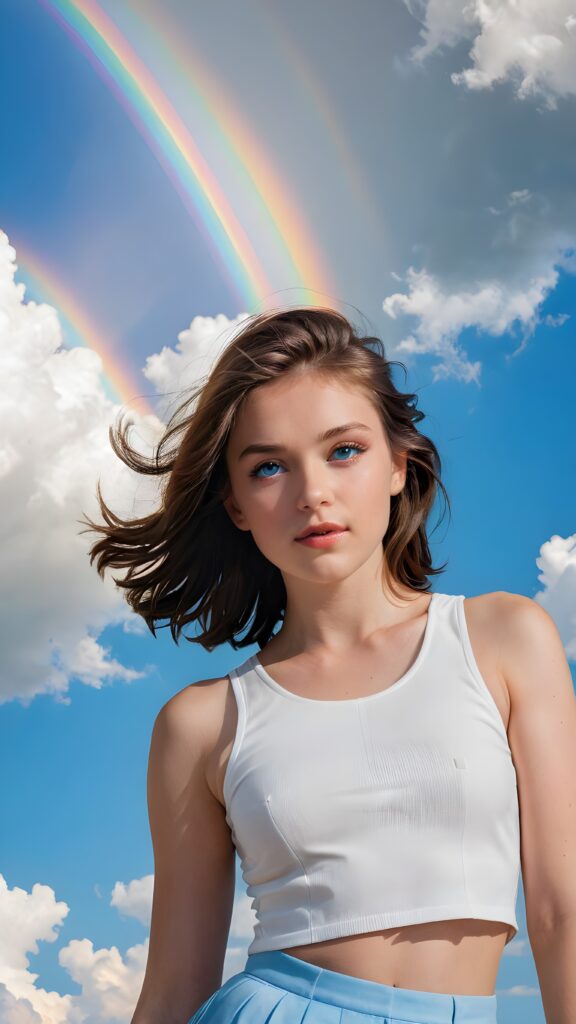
223, 592, 521, 955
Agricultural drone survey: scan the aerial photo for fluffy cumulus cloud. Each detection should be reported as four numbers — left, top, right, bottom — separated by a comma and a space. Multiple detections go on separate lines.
534, 534, 576, 660
382, 259, 563, 382
404, 0, 576, 109
58, 937, 149, 1024
0, 871, 256, 1022
0, 874, 71, 1024
0, 985, 44, 1024
0, 230, 253, 705
377, 10, 576, 378
2, 218, 303, 712
0, 231, 170, 705
0, 868, 149, 1024
141, 310, 250, 422
109, 876, 154, 928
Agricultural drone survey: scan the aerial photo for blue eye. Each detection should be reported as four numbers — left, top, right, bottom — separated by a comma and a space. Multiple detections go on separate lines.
249, 442, 367, 479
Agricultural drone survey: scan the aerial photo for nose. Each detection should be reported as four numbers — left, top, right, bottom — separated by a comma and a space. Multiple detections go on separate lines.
295, 463, 334, 512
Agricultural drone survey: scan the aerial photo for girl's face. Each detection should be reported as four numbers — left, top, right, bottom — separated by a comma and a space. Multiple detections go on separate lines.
223, 372, 407, 582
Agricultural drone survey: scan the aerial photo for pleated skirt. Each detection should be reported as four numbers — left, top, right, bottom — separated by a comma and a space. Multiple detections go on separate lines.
187, 949, 498, 1023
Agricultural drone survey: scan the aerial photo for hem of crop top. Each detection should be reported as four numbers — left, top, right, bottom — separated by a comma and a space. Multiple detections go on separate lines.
247, 905, 519, 955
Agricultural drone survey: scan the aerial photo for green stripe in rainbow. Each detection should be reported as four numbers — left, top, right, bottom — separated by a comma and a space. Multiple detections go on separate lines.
14, 240, 155, 417
38, 0, 335, 311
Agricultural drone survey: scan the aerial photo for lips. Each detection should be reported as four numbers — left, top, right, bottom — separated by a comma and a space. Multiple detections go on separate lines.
295, 523, 347, 540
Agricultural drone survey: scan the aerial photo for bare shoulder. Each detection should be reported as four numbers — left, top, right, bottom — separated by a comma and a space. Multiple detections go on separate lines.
157, 673, 235, 806
166, 671, 231, 707
462, 591, 514, 724
464, 588, 548, 636
467, 590, 562, 702
158, 672, 231, 747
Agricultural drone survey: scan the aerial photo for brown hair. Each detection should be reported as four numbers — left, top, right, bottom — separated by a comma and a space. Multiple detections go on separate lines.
79, 306, 450, 652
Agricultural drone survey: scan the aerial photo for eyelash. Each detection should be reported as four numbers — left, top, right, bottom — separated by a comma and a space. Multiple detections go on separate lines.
248, 442, 368, 479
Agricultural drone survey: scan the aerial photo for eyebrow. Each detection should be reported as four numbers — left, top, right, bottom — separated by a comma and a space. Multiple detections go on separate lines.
238, 422, 373, 460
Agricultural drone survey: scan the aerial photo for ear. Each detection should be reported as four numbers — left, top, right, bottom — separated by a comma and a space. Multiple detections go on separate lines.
390, 450, 408, 496
222, 490, 252, 532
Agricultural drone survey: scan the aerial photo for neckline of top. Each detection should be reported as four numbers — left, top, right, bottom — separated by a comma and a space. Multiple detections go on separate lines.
248, 591, 444, 705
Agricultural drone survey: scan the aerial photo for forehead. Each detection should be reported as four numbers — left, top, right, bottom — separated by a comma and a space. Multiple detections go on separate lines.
229, 374, 381, 447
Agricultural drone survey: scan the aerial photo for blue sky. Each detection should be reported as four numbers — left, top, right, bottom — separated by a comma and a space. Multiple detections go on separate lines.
1, 2, 575, 1022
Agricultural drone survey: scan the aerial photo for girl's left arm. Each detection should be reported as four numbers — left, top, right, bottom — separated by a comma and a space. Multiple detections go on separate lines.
498, 592, 576, 1024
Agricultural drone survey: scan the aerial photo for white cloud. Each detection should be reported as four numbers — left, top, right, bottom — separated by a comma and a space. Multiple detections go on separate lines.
487, 189, 535, 217
0, 871, 150, 1023
141, 311, 250, 422
109, 870, 256, 952
0, 985, 44, 1024
497, 983, 542, 996
382, 262, 562, 382
403, 0, 476, 61
0, 870, 255, 1021
508, 189, 533, 207
0, 230, 168, 705
534, 533, 576, 660
543, 312, 570, 327
110, 876, 153, 927
404, 0, 576, 109
0, 875, 71, 1024
0, 228, 255, 707
58, 938, 148, 1024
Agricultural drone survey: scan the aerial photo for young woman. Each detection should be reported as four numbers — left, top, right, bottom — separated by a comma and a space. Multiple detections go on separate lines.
83, 307, 575, 1024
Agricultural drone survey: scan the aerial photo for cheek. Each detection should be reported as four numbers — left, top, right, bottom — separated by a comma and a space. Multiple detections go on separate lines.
244, 491, 284, 538
352, 467, 395, 534
353, 460, 389, 499
248, 486, 280, 517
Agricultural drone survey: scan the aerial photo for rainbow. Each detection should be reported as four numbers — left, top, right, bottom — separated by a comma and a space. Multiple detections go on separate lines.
239, 2, 382, 228
38, 0, 336, 311
119, 2, 348, 301
14, 239, 155, 417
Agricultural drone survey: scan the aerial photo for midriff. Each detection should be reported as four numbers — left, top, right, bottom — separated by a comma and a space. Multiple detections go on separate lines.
204, 592, 514, 997
278, 919, 510, 996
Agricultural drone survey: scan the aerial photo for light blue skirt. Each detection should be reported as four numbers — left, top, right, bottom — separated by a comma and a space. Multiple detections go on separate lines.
188, 949, 498, 1023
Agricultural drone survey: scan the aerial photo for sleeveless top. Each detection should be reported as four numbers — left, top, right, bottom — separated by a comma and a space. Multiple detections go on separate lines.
222, 592, 521, 955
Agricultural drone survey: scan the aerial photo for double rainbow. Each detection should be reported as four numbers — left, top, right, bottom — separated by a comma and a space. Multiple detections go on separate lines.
24, 0, 339, 411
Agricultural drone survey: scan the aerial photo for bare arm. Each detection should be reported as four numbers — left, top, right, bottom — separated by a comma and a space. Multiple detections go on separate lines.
500, 593, 576, 1022
131, 679, 236, 1024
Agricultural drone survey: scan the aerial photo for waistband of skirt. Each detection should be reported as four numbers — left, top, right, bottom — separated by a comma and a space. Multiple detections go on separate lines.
243, 950, 498, 1024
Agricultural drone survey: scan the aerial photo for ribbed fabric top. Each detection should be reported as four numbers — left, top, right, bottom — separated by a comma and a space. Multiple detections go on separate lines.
223, 592, 521, 955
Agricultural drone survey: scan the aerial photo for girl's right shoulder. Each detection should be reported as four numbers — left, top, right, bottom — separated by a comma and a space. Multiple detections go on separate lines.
152, 672, 233, 766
